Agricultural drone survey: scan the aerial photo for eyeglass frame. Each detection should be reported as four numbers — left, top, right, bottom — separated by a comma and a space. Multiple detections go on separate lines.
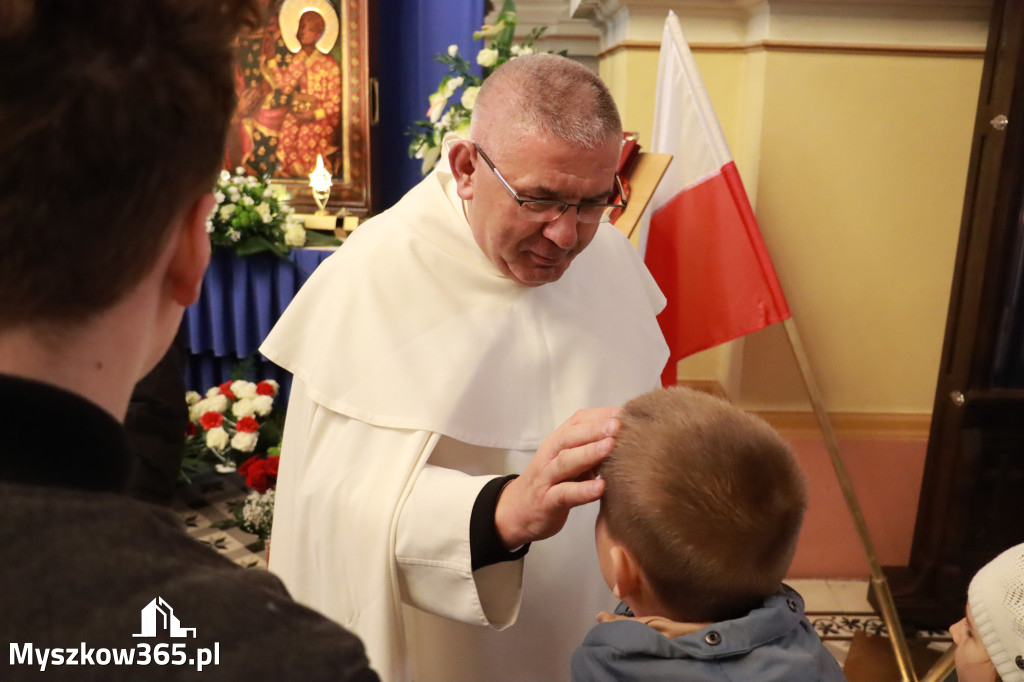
471, 142, 628, 224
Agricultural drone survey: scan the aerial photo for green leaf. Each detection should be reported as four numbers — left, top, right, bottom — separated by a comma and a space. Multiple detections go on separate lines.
304, 230, 342, 247
234, 235, 274, 256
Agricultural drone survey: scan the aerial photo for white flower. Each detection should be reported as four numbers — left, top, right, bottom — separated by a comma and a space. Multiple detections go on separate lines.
445, 77, 464, 96
232, 397, 256, 418
207, 394, 229, 414
218, 204, 235, 220
426, 92, 448, 123
220, 170, 231, 181
214, 191, 225, 203
511, 44, 534, 57
205, 217, 214, 234
285, 223, 306, 247
252, 394, 274, 417
439, 110, 452, 129
447, 44, 458, 57
231, 380, 258, 399
214, 462, 236, 474
206, 387, 221, 398
228, 186, 240, 200
477, 48, 498, 68
241, 195, 255, 206
227, 229, 241, 242
461, 85, 480, 111
266, 379, 280, 392
241, 489, 275, 538
206, 426, 229, 452
255, 202, 272, 222
185, 391, 202, 406
230, 430, 259, 453
188, 399, 207, 421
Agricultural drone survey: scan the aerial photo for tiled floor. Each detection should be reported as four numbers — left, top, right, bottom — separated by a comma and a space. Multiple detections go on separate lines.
173, 472, 953, 673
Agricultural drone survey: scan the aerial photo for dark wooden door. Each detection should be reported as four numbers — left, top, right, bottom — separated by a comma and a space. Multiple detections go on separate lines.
885, 0, 1024, 631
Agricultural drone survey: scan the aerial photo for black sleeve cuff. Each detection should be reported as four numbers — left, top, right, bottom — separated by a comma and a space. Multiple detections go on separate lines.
470, 474, 531, 571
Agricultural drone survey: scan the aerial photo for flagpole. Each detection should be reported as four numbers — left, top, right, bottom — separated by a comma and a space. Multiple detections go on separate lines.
781, 317, 921, 682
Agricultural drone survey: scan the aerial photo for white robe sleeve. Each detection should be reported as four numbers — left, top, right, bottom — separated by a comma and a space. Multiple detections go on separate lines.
395, 463, 523, 629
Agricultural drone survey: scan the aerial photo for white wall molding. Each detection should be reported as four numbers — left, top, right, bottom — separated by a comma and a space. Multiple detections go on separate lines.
566, 0, 990, 52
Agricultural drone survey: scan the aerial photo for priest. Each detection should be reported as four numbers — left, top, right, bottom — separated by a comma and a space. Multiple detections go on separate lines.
262, 53, 669, 681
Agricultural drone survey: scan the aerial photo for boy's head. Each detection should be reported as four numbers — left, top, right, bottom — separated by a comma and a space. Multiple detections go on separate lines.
950, 542, 1024, 682
0, 0, 259, 329
596, 387, 808, 623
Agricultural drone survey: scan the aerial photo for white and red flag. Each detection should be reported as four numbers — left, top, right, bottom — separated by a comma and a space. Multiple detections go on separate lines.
642, 11, 791, 386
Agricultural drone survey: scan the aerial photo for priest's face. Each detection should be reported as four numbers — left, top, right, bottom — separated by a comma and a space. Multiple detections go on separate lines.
465, 133, 620, 287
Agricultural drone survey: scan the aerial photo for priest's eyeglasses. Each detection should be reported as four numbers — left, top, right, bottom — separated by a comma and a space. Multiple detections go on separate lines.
473, 143, 627, 224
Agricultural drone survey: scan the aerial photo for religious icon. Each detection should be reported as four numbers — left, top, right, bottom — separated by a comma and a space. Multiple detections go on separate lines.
223, 0, 371, 215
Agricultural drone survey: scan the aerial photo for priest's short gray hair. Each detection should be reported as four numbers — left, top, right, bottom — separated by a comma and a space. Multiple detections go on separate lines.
470, 53, 621, 151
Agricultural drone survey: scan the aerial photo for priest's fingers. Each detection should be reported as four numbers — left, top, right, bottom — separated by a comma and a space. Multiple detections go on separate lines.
534, 407, 621, 467
542, 435, 615, 488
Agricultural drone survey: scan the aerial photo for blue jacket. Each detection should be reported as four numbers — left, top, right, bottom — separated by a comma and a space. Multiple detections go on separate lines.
571, 584, 846, 681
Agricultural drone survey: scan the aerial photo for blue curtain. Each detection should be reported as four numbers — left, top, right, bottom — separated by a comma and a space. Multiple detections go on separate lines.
375, 0, 484, 210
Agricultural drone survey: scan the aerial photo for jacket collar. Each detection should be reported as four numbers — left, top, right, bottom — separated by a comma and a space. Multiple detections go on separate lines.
0, 373, 131, 492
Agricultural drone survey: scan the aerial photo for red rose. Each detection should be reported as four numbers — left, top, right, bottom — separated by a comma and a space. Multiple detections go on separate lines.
185, 421, 198, 437
256, 381, 276, 397
218, 381, 236, 401
239, 455, 280, 493
199, 411, 224, 430
236, 416, 260, 433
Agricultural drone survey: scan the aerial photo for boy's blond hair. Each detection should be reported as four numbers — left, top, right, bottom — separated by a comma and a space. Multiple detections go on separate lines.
600, 387, 808, 623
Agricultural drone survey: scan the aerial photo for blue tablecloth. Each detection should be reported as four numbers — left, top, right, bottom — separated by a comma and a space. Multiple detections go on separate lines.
181, 247, 335, 396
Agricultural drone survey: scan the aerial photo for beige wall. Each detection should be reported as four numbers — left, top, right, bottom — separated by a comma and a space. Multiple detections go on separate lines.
602, 40, 983, 418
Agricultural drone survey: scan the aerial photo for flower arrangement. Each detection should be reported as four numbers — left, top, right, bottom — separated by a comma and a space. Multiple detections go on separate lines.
406, 0, 561, 174
236, 488, 276, 544
183, 379, 285, 472
207, 168, 339, 258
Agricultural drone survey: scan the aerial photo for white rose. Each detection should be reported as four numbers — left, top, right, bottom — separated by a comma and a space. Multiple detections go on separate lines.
266, 379, 280, 392
227, 229, 241, 242
445, 76, 464, 97
220, 170, 231, 182
461, 86, 479, 111
206, 427, 229, 452
255, 203, 272, 222
241, 195, 255, 206
476, 48, 498, 68
218, 204, 235, 220
188, 399, 207, 421
213, 191, 225, 204
231, 431, 259, 453
231, 380, 258, 399
447, 44, 458, 57
284, 223, 306, 247
511, 44, 534, 57
232, 398, 256, 418
207, 394, 229, 413
228, 186, 240, 200
235, 167, 245, 176
252, 394, 274, 417
185, 391, 202, 406
206, 387, 221, 398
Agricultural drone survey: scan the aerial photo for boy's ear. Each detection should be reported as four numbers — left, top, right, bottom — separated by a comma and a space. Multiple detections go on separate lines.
167, 193, 214, 307
448, 140, 477, 201
609, 544, 642, 601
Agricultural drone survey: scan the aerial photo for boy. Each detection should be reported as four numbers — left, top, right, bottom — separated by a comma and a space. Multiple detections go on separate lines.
572, 387, 845, 681
949, 542, 1024, 682
0, 1, 375, 679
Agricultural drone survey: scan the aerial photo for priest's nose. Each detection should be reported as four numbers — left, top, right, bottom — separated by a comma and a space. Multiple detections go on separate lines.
542, 209, 579, 250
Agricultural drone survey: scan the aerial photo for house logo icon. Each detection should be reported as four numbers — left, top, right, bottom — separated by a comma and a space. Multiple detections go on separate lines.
133, 597, 196, 638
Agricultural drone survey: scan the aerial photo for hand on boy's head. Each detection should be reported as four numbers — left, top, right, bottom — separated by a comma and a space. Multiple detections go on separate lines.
493, 407, 620, 550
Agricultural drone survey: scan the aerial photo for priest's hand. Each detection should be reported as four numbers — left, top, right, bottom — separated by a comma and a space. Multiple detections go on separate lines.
494, 407, 621, 551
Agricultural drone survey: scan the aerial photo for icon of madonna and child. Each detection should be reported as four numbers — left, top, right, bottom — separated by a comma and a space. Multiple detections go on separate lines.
225, 0, 344, 180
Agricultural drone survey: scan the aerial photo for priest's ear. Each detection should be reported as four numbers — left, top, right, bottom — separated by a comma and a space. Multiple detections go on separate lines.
448, 140, 478, 201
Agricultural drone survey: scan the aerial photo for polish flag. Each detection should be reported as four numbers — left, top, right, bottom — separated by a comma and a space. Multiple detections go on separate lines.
642, 11, 791, 386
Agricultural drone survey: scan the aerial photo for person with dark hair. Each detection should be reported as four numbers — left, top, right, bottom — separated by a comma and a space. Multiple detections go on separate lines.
572, 387, 844, 681
0, 1, 376, 679
262, 53, 668, 681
